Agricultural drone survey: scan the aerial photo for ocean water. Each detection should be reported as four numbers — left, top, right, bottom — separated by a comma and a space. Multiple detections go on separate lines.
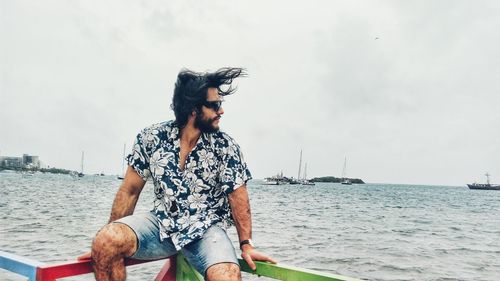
1, 172, 499, 281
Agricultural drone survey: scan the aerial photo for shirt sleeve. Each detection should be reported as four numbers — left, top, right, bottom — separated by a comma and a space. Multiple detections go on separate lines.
126, 131, 151, 181
219, 136, 252, 194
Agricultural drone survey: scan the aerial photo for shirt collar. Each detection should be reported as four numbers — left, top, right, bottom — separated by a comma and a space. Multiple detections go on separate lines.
168, 120, 215, 151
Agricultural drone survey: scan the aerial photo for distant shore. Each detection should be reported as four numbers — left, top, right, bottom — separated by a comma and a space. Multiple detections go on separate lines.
0, 167, 365, 184
0, 166, 74, 175
311, 176, 365, 184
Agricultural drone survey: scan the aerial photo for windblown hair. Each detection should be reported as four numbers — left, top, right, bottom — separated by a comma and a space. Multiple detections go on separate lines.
171, 67, 246, 127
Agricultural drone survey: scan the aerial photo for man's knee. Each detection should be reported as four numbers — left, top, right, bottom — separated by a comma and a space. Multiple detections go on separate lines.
92, 223, 137, 260
206, 262, 241, 281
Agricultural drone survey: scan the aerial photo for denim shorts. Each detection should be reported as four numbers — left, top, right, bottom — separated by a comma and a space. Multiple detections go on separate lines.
114, 212, 239, 276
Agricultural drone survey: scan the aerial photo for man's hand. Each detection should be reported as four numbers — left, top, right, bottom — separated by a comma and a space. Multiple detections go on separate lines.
241, 245, 277, 271
77, 251, 92, 261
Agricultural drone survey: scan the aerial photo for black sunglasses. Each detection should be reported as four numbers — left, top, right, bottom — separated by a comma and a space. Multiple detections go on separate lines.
202, 100, 223, 111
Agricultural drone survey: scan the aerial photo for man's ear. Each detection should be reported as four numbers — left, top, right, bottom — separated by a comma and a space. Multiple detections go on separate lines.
188, 109, 198, 121
192, 107, 201, 117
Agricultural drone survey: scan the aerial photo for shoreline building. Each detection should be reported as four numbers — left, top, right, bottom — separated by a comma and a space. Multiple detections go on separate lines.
0, 154, 41, 169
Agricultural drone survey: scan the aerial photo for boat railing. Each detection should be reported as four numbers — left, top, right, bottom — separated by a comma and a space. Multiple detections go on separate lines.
0, 250, 361, 281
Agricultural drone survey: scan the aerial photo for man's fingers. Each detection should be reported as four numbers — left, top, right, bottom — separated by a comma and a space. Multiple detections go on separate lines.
260, 253, 277, 264
260, 254, 278, 264
241, 249, 278, 272
242, 252, 257, 270
253, 253, 277, 264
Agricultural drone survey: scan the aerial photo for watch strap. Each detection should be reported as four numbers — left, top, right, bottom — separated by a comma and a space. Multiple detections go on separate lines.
240, 239, 253, 249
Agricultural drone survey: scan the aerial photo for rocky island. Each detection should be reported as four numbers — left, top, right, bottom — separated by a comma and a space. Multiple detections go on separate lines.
311, 176, 365, 184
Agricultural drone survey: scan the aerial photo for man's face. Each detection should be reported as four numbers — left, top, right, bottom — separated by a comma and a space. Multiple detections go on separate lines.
194, 87, 224, 133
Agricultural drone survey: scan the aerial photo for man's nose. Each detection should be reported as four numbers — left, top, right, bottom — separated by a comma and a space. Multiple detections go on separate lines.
218, 106, 224, 115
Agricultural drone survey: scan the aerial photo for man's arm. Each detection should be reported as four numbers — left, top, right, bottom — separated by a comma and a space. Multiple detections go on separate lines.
108, 166, 147, 222
228, 184, 252, 243
228, 184, 277, 270
77, 166, 145, 261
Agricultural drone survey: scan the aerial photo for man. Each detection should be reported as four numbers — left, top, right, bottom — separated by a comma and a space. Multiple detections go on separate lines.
80, 67, 276, 281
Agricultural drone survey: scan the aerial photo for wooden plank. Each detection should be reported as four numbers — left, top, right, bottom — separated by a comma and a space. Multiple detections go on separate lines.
2, 250, 362, 281
154, 256, 176, 281
36, 259, 93, 280
0, 250, 44, 281
35, 256, 174, 280
1, 251, 175, 281
239, 259, 362, 281
175, 254, 204, 281
173, 254, 360, 281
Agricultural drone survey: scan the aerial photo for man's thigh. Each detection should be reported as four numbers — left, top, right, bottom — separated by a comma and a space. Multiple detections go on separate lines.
181, 225, 239, 278
114, 212, 177, 260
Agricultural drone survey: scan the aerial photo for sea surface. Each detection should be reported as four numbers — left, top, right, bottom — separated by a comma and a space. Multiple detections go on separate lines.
1, 171, 499, 281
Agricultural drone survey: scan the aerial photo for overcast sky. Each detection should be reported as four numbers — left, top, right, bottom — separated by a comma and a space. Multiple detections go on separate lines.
1, 1, 499, 186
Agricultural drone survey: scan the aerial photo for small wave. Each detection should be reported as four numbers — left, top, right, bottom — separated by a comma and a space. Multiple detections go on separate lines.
379, 264, 424, 273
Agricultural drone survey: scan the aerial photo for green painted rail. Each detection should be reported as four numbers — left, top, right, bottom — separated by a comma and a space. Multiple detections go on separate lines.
176, 254, 362, 281
176, 253, 204, 280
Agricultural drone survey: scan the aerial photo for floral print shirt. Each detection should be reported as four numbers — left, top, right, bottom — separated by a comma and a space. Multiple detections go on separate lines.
126, 120, 252, 250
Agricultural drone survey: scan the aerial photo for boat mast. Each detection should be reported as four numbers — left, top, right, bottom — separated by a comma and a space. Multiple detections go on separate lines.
342, 156, 347, 180
297, 150, 302, 181
485, 172, 491, 185
304, 163, 307, 180
80, 151, 84, 174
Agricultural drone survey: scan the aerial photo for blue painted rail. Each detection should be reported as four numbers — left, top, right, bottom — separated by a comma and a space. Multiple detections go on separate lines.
0, 251, 44, 281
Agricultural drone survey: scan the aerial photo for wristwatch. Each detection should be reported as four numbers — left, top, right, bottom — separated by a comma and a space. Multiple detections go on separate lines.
240, 239, 255, 249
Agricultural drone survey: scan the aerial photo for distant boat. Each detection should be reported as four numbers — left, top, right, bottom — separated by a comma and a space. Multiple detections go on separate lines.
117, 143, 126, 180
301, 163, 315, 186
263, 150, 315, 186
263, 171, 288, 185
294, 150, 314, 185
263, 177, 280, 185
78, 151, 85, 177
468, 173, 500, 190
21, 170, 35, 177
340, 157, 352, 185
293, 150, 303, 185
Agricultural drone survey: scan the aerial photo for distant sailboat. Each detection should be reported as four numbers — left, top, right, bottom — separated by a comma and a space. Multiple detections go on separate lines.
262, 150, 315, 185
302, 162, 315, 185
296, 150, 314, 185
78, 151, 84, 177
289, 150, 302, 185
341, 157, 352, 185
297, 150, 302, 183
117, 143, 126, 180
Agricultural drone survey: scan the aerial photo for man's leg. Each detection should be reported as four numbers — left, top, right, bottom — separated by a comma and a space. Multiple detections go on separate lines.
206, 263, 241, 281
91, 212, 178, 281
182, 226, 241, 281
91, 223, 137, 281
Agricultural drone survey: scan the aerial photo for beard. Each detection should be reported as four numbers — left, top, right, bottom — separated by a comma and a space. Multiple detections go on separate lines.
194, 113, 220, 133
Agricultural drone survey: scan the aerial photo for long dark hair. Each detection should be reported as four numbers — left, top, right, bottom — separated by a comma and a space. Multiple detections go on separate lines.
171, 67, 246, 127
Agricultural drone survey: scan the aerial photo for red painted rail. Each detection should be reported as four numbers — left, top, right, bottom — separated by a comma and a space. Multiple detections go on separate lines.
0, 250, 176, 281
36, 257, 176, 281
